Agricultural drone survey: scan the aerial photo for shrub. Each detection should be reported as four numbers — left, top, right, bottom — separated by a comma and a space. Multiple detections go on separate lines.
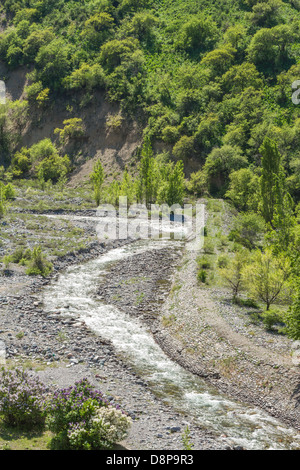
68, 406, 132, 450
64, 63, 106, 91
10, 247, 32, 264
37, 154, 70, 184
90, 160, 105, 206
106, 113, 124, 131
0, 184, 7, 219
261, 309, 284, 331
3, 183, 15, 200
26, 246, 52, 277
0, 368, 47, 428
197, 255, 212, 269
229, 212, 266, 249
54, 118, 85, 143
11, 148, 32, 177
197, 269, 207, 283
202, 145, 248, 195
219, 249, 250, 302
46, 379, 131, 450
283, 284, 300, 340
203, 238, 215, 254
217, 254, 229, 268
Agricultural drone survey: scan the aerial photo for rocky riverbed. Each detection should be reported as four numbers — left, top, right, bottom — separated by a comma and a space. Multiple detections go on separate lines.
96, 238, 300, 435
0, 234, 230, 450
1, 209, 300, 450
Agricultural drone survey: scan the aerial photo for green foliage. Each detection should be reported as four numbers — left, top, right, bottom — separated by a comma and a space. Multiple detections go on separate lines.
197, 269, 207, 284
226, 168, 260, 211
284, 283, 300, 340
260, 137, 286, 226
37, 154, 70, 184
35, 39, 72, 89
219, 249, 250, 302
229, 212, 266, 249
3, 183, 15, 200
0, 184, 7, 219
64, 64, 106, 91
201, 45, 236, 77
26, 246, 53, 277
90, 160, 105, 206
243, 248, 291, 310
100, 37, 140, 71
81, 12, 114, 49
261, 308, 284, 331
45, 378, 131, 450
201, 145, 248, 196
10, 148, 32, 177
54, 118, 85, 143
9, 246, 32, 264
176, 15, 218, 54
0, 368, 47, 429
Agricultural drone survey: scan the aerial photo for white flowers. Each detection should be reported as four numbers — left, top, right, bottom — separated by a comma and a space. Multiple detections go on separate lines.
68, 405, 132, 450
92, 406, 132, 443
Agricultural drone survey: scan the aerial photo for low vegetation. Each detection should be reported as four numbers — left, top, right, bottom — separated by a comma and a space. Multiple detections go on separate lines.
0, 368, 131, 451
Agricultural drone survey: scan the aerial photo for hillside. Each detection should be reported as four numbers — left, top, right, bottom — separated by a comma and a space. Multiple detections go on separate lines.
0, 0, 300, 188
1, 0, 300, 452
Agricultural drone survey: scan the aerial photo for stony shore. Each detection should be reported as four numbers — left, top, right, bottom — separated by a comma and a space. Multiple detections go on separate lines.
97, 237, 300, 434
1, 208, 300, 449
0, 233, 229, 450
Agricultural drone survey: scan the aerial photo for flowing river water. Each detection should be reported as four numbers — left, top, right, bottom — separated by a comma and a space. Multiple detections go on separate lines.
40, 216, 300, 450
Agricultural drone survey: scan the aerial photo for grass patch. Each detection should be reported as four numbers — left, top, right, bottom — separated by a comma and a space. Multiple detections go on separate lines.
0, 420, 53, 451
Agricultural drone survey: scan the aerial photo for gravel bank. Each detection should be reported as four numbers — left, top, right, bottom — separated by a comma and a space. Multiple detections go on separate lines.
98, 239, 300, 433
0, 234, 229, 450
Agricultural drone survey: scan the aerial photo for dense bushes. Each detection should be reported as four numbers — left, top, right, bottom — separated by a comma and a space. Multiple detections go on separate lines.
46, 379, 131, 450
0, 368, 47, 428
0, 0, 300, 200
0, 371, 132, 450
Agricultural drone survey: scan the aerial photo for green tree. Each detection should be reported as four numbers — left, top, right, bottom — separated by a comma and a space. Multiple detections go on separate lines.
225, 168, 260, 211
23, 28, 55, 62
176, 16, 218, 54
202, 145, 248, 195
100, 38, 139, 71
219, 249, 250, 302
90, 160, 105, 206
173, 136, 195, 163
37, 154, 70, 184
161, 160, 185, 207
64, 64, 106, 91
243, 248, 291, 310
35, 39, 72, 89
259, 137, 285, 226
201, 46, 236, 76
229, 212, 266, 249
54, 118, 85, 144
248, 0, 283, 27
284, 282, 300, 340
221, 63, 263, 95
137, 139, 157, 207
81, 12, 114, 49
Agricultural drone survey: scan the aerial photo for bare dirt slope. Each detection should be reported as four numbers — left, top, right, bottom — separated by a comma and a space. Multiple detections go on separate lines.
0, 61, 143, 182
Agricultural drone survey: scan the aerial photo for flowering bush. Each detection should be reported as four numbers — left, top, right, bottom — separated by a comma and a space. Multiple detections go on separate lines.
46, 379, 131, 450
0, 368, 48, 428
68, 406, 132, 450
